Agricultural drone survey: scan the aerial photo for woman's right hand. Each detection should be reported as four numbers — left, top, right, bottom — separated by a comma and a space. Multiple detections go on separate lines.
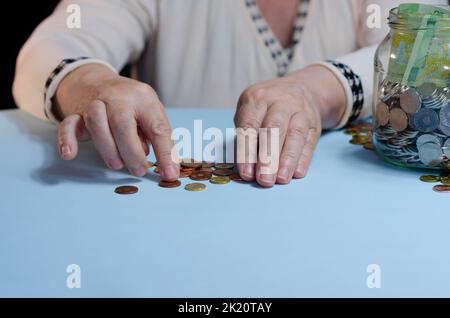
55, 64, 179, 180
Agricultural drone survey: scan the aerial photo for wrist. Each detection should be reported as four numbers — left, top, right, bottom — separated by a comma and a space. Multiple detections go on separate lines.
54, 64, 117, 119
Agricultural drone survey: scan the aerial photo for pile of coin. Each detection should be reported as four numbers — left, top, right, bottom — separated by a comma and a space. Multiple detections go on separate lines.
419, 172, 450, 193
153, 159, 245, 192
374, 81, 450, 169
345, 122, 374, 151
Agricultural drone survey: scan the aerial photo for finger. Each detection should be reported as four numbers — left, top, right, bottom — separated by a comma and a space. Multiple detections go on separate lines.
256, 103, 294, 187
58, 114, 89, 161
107, 107, 149, 177
137, 102, 179, 181
83, 100, 124, 170
138, 128, 150, 156
276, 112, 309, 184
294, 127, 320, 179
234, 98, 267, 181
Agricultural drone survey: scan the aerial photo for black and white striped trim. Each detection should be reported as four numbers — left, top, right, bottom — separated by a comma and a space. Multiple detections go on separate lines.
44, 57, 89, 119
245, 0, 310, 77
327, 60, 364, 125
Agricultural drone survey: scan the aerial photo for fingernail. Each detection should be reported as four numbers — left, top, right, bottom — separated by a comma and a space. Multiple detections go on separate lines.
244, 164, 254, 178
108, 158, 124, 170
278, 167, 290, 182
132, 165, 147, 177
260, 174, 275, 184
162, 165, 178, 180
61, 145, 71, 156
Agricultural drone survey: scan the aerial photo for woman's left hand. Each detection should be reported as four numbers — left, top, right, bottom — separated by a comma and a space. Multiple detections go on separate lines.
234, 65, 346, 187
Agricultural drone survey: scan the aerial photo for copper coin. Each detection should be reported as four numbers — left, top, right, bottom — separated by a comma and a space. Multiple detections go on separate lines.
179, 171, 193, 178
375, 102, 390, 126
213, 169, 234, 177
115, 186, 139, 195
230, 173, 244, 182
202, 161, 215, 169
363, 142, 374, 151
400, 88, 421, 114
433, 185, 450, 193
389, 108, 408, 132
147, 161, 155, 168
190, 171, 212, 181
158, 180, 181, 188
197, 167, 214, 173
154, 167, 160, 174
181, 162, 202, 169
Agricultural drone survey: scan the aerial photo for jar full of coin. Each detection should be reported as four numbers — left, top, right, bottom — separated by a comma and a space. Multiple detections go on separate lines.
373, 3, 450, 170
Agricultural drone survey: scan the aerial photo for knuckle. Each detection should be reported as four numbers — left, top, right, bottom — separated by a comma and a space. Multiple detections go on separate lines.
84, 104, 104, 125
135, 82, 157, 99
287, 125, 309, 138
150, 119, 171, 137
241, 86, 266, 103
110, 111, 131, 130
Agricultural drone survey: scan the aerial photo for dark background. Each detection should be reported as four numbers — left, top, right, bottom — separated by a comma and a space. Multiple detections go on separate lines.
2, 1, 59, 110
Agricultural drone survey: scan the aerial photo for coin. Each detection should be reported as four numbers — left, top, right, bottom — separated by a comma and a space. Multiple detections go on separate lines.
413, 109, 439, 133
441, 176, 450, 185
375, 102, 390, 126
190, 171, 212, 181
418, 142, 443, 166
213, 169, 234, 177
389, 108, 408, 132
363, 142, 374, 151
147, 161, 155, 168
115, 186, 139, 195
180, 158, 203, 169
179, 170, 193, 178
416, 83, 437, 99
210, 176, 231, 185
416, 134, 441, 148
185, 183, 207, 192
215, 163, 235, 170
444, 139, 450, 158
154, 167, 160, 174
420, 175, 441, 183
158, 180, 181, 188
433, 185, 450, 193
230, 173, 244, 182
201, 161, 215, 169
439, 102, 450, 127
400, 88, 421, 114
439, 123, 450, 137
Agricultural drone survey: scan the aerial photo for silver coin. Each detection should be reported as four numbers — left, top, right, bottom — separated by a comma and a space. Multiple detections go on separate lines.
418, 142, 443, 166
416, 83, 437, 99
400, 88, 422, 114
416, 134, 441, 148
413, 109, 439, 133
439, 102, 450, 127
439, 123, 450, 137
444, 139, 450, 158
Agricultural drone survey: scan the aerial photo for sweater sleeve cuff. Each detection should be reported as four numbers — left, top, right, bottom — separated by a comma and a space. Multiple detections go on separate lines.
44, 57, 118, 123
312, 61, 365, 129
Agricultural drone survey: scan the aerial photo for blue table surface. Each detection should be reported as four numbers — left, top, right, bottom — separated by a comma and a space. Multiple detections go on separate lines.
0, 109, 449, 298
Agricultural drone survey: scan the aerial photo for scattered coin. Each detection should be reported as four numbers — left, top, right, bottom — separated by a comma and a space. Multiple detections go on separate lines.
440, 176, 450, 185
210, 176, 231, 185
400, 88, 421, 114
215, 163, 235, 170
179, 171, 193, 178
230, 173, 244, 182
420, 175, 441, 183
190, 171, 213, 181
389, 108, 408, 132
213, 169, 234, 177
363, 142, 374, 151
185, 183, 207, 192
115, 186, 139, 195
180, 158, 203, 169
201, 161, 215, 169
158, 180, 182, 188
154, 167, 160, 174
147, 161, 155, 168
375, 102, 390, 126
433, 185, 450, 193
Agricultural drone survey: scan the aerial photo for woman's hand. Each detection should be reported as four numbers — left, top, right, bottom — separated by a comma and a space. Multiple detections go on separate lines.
234, 65, 346, 187
55, 64, 179, 180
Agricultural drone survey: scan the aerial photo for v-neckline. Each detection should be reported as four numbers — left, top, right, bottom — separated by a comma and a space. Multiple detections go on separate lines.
244, 0, 310, 76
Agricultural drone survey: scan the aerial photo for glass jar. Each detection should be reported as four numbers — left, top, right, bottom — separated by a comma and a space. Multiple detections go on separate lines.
373, 4, 450, 170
